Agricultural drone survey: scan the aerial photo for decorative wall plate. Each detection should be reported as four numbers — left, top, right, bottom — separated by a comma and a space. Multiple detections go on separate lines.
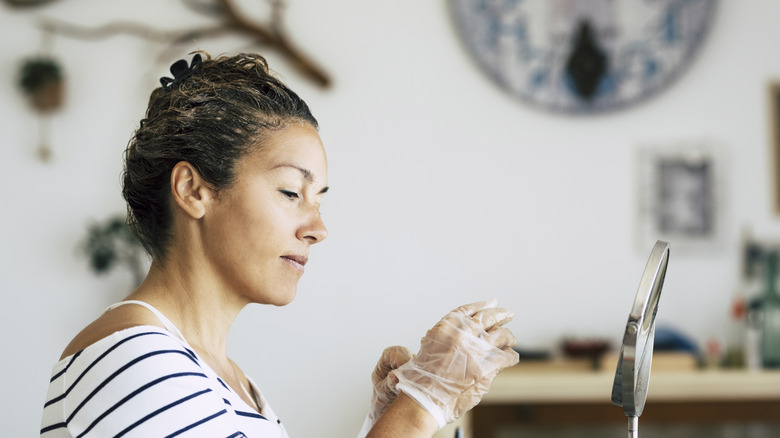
449, 0, 717, 114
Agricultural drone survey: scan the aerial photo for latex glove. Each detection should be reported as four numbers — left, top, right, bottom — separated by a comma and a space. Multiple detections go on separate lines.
393, 299, 519, 428
368, 345, 413, 424
357, 346, 413, 438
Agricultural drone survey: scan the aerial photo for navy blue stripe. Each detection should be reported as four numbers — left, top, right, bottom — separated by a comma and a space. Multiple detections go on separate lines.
222, 398, 232, 405
40, 422, 66, 434
183, 346, 198, 362
225, 433, 247, 438
165, 409, 228, 437
67, 349, 198, 423
74, 372, 208, 438
114, 388, 213, 438
44, 331, 170, 408
216, 377, 230, 391
50, 351, 83, 383
235, 410, 268, 421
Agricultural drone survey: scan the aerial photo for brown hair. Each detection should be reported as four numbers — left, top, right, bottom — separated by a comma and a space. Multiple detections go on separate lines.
122, 52, 318, 259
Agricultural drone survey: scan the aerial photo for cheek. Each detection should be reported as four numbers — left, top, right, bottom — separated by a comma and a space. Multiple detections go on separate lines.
228, 204, 289, 255
204, 205, 257, 257
206, 189, 294, 260
227, 210, 271, 253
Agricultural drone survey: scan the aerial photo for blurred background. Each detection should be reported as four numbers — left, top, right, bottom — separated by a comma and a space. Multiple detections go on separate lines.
3, 0, 780, 437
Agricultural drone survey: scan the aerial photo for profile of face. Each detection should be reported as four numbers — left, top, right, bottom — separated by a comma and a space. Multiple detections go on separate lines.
200, 123, 329, 306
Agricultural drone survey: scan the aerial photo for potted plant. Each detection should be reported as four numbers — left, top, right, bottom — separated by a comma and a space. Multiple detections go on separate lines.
3, 0, 59, 7
18, 56, 64, 112
81, 215, 146, 287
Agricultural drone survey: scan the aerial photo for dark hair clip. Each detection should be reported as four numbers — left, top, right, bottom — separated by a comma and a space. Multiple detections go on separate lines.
160, 53, 203, 91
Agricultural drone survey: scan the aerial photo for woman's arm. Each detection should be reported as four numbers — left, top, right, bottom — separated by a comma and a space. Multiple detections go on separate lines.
361, 300, 519, 437
366, 393, 438, 438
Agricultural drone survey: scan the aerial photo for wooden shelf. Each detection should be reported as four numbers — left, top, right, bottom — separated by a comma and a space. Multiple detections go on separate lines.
484, 364, 780, 404
434, 360, 780, 438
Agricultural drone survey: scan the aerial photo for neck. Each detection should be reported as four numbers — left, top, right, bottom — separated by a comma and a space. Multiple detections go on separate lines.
126, 253, 249, 358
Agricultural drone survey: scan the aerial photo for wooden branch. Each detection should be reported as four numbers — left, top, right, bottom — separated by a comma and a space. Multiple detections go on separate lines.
217, 0, 331, 87
167, 26, 234, 47
39, 18, 175, 42
179, 0, 225, 18
36, 0, 332, 88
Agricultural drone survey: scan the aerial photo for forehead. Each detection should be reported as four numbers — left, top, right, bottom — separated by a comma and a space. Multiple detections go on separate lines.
242, 123, 327, 180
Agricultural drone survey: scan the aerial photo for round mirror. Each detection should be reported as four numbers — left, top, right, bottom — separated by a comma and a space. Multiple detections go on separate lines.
611, 240, 670, 436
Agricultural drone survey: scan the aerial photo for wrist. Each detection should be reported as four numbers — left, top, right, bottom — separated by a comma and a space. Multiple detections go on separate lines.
396, 384, 447, 428
367, 392, 439, 438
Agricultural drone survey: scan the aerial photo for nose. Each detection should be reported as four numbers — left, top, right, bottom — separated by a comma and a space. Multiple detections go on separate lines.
299, 206, 328, 244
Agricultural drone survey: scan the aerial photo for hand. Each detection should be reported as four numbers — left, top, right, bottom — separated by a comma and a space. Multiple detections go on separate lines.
367, 345, 413, 424
393, 299, 519, 427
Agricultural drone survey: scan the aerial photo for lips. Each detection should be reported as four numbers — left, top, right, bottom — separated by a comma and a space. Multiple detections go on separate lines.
281, 255, 308, 271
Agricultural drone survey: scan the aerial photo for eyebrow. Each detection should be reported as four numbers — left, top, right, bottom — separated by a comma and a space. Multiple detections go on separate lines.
271, 163, 329, 194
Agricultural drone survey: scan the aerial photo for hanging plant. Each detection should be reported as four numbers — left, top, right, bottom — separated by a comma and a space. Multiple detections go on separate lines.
18, 56, 64, 113
80, 215, 146, 288
2, 0, 60, 7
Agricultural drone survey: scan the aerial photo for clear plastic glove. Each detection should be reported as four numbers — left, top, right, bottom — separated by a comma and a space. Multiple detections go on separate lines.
393, 299, 519, 428
357, 346, 413, 438
368, 345, 413, 424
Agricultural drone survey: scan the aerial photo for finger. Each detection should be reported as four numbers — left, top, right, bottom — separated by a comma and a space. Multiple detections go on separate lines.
485, 344, 520, 371
502, 347, 520, 368
472, 307, 515, 331
375, 373, 399, 398
373, 346, 413, 384
381, 345, 412, 368
451, 299, 498, 317
484, 327, 518, 351
378, 345, 410, 365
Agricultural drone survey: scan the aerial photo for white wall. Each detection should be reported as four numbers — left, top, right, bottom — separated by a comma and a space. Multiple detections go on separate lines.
3, 1, 780, 436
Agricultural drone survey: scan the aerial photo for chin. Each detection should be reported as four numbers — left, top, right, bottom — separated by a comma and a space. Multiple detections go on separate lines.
262, 287, 298, 307
273, 294, 297, 307
244, 281, 298, 307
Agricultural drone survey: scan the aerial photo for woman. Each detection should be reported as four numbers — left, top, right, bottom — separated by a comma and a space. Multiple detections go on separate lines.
40, 52, 519, 437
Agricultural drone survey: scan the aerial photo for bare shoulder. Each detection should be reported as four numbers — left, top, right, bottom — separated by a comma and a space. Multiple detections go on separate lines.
59, 303, 166, 360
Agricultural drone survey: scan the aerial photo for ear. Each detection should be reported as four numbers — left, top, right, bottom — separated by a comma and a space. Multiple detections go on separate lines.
170, 161, 212, 220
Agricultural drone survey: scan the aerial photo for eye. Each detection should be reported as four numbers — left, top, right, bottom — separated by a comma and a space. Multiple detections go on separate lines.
280, 190, 300, 200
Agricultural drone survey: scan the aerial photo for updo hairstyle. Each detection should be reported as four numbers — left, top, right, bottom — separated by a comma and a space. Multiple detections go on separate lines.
122, 52, 318, 259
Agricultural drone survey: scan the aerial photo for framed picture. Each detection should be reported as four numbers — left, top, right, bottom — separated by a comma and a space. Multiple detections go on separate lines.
635, 142, 724, 251
770, 81, 780, 214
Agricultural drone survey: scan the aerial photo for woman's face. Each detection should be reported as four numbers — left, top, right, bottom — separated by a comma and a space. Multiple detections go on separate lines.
201, 122, 329, 306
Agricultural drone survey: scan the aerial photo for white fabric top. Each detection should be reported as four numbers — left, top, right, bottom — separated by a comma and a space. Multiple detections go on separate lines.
40, 301, 289, 438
